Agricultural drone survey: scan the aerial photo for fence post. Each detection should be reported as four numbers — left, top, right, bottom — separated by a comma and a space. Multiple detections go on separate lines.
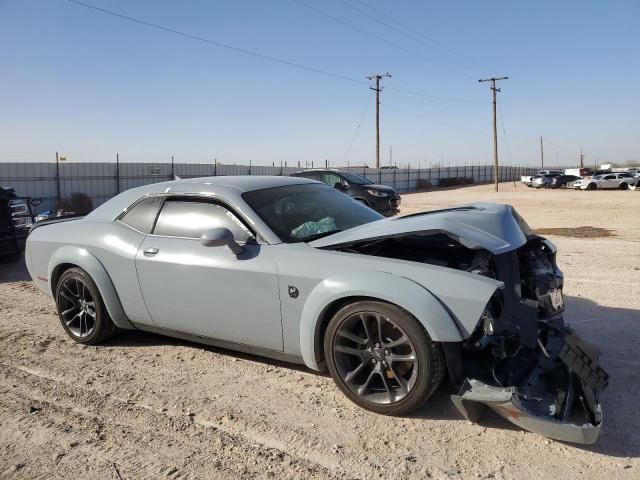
171, 155, 174, 180
407, 163, 410, 192
55, 151, 61, 206
393, 168, 396, 190
116, 153, 120, 194
248, 159, 252, 175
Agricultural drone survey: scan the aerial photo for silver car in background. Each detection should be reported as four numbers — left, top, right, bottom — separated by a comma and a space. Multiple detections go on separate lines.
531, 173, 562, 188
25, 176, 608, 443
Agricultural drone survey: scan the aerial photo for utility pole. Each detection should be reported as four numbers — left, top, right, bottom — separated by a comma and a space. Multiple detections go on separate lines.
367, 73, 391, 169
539, 136, 544, 170
479, 76, 508, 192
389, 145, 392, 166
579, 148, 584, 168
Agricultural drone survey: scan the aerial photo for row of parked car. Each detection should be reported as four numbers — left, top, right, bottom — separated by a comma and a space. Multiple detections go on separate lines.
522, 169, 640, 190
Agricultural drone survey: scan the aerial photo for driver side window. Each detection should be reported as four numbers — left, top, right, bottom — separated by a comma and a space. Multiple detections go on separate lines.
153, 199, 252, 243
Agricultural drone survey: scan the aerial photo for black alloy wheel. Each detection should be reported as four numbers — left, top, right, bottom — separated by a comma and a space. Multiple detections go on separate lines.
325, 300, 444, 415
55, 267, 118, 344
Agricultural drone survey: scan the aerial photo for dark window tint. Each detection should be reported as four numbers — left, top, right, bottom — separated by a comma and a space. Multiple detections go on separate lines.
120, 196, 163, 233
153, 200, 252, 242
295, 171, 320, 180
340, 171, 373, 185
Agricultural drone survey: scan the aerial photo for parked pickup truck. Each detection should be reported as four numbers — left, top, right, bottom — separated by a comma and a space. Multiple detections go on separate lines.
0, 186, 40, 262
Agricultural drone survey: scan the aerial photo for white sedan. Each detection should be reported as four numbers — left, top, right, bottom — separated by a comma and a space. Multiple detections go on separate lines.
571, 173, 637, 190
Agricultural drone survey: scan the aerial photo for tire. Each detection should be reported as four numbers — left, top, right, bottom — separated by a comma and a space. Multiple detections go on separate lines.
619, 183, 629, 190
354, 198, 369, 206
587, 183, 597, 191
324, 300, 444, 416
55, 267, 118, 344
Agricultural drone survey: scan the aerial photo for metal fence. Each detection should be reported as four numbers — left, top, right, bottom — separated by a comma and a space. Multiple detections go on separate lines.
0, 161, 537, 212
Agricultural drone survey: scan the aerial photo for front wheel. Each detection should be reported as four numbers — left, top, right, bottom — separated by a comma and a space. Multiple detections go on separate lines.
324, 300, 444, 416
55, 267, 118, 344
587, 183, 597, 191
619, 183, 629, 190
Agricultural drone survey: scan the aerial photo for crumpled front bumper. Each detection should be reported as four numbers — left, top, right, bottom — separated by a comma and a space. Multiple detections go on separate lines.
451, 331, 608, 444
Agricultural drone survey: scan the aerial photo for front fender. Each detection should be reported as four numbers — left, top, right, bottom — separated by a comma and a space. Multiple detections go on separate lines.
299, 270, 469, 370
48, 246, 135, 330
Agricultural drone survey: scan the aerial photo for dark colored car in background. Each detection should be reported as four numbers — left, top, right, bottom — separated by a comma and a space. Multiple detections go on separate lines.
291, 169, 401, 216
549, 174, 580, 189
0, 186, 39, 262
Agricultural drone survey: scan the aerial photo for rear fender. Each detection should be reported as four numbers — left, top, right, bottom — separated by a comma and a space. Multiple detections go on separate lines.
48, 246, 135, 330
299, 270, 469, 370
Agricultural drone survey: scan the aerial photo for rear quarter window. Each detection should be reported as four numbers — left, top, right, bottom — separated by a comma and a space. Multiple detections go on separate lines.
119, 196, 163, 233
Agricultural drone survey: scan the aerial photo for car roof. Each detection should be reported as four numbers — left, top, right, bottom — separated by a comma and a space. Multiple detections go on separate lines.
86, 175, 318, 223
293, 168, 344, 174
165, 175, 317, 192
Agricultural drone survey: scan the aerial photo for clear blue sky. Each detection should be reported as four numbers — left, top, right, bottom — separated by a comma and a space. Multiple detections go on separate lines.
2, 0, 638, 167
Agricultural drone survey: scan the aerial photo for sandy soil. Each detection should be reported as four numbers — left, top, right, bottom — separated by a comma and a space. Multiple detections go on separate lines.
1, 183, 639, 479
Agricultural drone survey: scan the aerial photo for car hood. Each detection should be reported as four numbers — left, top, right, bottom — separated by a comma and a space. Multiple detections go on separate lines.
363, 184, 398, 194
311, 202, 528, 254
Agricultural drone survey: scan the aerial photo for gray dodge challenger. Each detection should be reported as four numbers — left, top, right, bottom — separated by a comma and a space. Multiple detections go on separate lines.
25, 176, 608, 443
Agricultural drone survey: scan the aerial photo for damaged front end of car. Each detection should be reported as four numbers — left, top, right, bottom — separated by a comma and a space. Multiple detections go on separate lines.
315, 203, 608, 443
448, 237, 608, 444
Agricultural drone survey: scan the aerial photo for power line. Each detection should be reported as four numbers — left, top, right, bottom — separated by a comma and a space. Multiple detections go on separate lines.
343, 93, 373, 164
68, 0, 367, 86
290, 0, 415, 56
349, 0, 493, 74
497, 102, 512, 166
337, 0, 481, 80
67, 0, 474, 104
294, 0, 480, 82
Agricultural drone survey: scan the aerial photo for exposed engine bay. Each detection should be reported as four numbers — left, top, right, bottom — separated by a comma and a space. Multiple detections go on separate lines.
331, 232, 609, 444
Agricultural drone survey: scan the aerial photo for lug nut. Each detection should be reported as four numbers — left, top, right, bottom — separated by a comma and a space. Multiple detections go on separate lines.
384, 350, 390, 355
371, 358, 377, 364
375, 343, 380, 348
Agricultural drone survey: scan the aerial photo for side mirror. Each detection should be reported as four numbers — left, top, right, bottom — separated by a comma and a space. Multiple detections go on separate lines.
333, 182, 343, 190
200, 227, 244, 255
30, 198, 42, 207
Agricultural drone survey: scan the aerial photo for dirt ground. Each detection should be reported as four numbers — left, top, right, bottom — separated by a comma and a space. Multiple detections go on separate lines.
1, 183, 639, 479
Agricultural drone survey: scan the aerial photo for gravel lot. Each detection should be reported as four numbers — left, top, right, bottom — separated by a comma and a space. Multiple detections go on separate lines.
1, 183, 639, 479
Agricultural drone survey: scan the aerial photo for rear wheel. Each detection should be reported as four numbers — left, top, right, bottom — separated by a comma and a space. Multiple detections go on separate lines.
619, 183, 629, 190
55, 267, 118, 344
324, 300, 444, 416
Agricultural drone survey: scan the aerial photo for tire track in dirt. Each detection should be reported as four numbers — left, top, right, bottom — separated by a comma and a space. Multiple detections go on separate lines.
0, 362, 342, 480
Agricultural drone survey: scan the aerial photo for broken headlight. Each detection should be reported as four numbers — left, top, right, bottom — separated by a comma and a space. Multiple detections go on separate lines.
481, 309, 494, 335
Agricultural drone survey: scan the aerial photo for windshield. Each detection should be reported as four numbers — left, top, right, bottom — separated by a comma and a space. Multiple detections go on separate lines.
593, 175, 604, 180
340, 172, 373, 185
243, 183, 382, 243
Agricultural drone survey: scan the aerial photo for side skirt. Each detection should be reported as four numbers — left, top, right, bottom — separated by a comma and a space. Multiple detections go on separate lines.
132, 323, 306, 366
